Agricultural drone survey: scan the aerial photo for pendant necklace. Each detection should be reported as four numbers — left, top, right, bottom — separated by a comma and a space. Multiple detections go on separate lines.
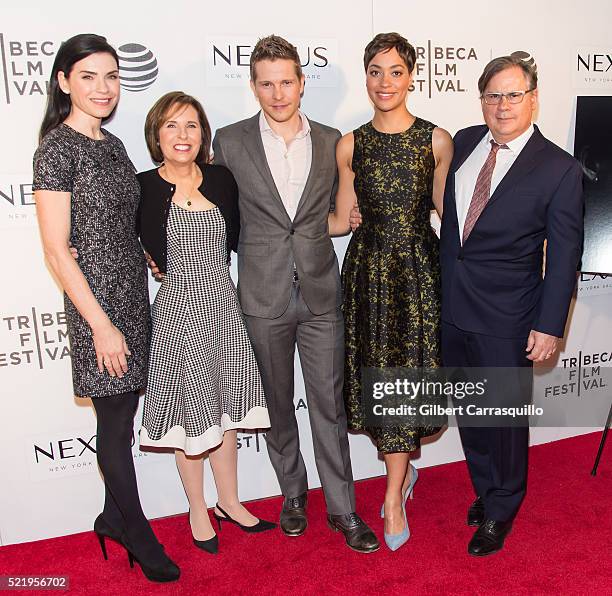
181, 169, 199, 210
166, 164, 200, 210
181, 186, 196, 209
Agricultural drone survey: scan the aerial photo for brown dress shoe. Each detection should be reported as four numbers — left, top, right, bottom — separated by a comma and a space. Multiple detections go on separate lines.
467, 497, 485, 527
468, 519, 512, 556
280, 494, 307, 536
327, 512, 380, 553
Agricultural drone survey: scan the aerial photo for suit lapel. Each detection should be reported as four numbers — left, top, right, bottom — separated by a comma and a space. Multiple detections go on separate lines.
485, 125, 547, 208
242, 113, 289, 218
453, 126, 488, 176
293, 121, 322, 220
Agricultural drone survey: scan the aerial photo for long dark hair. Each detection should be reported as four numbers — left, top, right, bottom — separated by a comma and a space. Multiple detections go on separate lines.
39, 33, 119, 142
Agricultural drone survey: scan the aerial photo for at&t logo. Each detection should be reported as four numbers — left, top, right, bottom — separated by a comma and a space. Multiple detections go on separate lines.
117, 43, 158, 92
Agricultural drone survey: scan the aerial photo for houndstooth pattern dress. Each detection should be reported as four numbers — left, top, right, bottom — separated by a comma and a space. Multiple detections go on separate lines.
140, 203, 269, 455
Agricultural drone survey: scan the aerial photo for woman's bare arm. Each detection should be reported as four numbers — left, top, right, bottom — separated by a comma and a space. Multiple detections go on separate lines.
431, 127, 454, 218
328, 132, 357, 236
35, 190, 130, 378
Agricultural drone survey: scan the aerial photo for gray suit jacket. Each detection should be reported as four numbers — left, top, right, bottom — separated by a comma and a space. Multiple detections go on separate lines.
212, 112, 342, 319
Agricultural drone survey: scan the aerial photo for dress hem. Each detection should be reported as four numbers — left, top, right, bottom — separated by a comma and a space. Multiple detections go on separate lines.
139, 407, 270, 455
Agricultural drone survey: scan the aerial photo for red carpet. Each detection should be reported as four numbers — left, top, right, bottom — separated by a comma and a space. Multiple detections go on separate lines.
1, 432, 610, 595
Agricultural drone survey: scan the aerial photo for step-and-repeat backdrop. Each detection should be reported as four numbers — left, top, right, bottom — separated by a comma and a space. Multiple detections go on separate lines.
1, 0, 610, 544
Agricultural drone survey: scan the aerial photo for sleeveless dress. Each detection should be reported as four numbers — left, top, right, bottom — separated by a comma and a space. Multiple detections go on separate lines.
140, 203, 270, 455
341, 118, 444, 453
32, 124, 150, 398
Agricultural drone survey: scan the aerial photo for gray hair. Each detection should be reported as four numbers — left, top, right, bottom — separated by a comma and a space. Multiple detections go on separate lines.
478, 54, 538, 95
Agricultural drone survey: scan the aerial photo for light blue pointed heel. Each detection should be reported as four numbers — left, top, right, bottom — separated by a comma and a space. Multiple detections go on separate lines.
384, 502, 410, 551
380, 463, 419, 518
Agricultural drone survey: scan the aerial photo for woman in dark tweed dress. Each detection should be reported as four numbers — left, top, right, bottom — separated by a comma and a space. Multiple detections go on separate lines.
329, 33, 453, 551
33, 34, 178, 582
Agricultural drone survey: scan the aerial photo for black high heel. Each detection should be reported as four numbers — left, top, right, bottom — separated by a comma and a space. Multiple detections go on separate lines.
213, 503, 277, 533
192, 535, 219, 554
93, 514, 122, 561
189, 509, 218, 554
121, 536, 180, 583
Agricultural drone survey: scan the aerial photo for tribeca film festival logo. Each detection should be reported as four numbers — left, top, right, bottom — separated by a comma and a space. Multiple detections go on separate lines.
236, 398, 307, 452
205, 36, 337, 87
574, 47, 612, 88
0, 34, 156, 104
237, 431, 266, 453
543, 350, 610, 399
410, 41, 480, 98
237, 398, 307, 452
0, 34, 55, 104
0, 308, 69, 369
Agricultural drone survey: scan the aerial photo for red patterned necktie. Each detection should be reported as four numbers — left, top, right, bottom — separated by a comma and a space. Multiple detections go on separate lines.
462, 140, 509, 243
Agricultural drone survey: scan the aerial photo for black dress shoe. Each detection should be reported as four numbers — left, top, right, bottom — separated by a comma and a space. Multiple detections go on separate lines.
467, 497, 485, 527
327, 512, 380, 553
280, 494, 307, 536
468, 519, 512, 557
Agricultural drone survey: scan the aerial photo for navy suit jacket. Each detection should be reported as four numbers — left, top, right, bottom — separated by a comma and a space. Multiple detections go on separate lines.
440, 124, 584, 339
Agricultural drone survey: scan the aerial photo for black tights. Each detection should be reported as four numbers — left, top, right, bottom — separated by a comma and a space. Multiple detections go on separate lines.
92, 391, 163, 561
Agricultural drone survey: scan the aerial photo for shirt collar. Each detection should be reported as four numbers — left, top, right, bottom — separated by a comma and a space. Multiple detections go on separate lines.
486, 123, 534, 154
259, 110, 311, 140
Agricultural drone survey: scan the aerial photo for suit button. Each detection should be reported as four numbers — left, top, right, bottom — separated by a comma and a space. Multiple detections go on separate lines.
290, 228, 295, 235
457, 255, 464, 261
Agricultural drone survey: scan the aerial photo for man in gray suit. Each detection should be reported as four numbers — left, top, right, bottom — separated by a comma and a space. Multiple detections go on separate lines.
213, 35, 378, 553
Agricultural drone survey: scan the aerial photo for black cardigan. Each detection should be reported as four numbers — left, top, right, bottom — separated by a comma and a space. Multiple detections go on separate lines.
137, 165, 240, 273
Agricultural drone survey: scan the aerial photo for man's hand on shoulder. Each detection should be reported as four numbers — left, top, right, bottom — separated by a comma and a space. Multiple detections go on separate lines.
526, 330, 560, 363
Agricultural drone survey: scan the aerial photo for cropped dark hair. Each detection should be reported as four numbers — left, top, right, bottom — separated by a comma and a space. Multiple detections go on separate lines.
250, 35, 302, 81
478, 55, 538, 95
39, 33, 118, 142
144, 92, 211, 166
363, 32, 416, 73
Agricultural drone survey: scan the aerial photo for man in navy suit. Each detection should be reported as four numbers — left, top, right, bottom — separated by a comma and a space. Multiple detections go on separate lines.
440, 55, 584, 556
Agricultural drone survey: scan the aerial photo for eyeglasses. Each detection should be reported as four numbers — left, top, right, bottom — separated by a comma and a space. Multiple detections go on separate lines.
481, 89, 535, 105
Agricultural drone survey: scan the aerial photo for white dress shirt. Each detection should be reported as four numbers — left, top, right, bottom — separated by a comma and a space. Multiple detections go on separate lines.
455, 124, 534, 244
259, 110, 312, 221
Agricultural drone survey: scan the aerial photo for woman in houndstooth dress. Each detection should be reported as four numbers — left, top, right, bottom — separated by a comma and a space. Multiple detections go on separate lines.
138, 93, 273, 551
141, 197, 269, 453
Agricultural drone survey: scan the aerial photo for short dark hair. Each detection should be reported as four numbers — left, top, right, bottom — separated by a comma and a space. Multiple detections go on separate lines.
478, 55, 538, 95
39, 33, 118, 142
144, 92, 211, 166
250, 35, 302, 81
363, 32, 416, 73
